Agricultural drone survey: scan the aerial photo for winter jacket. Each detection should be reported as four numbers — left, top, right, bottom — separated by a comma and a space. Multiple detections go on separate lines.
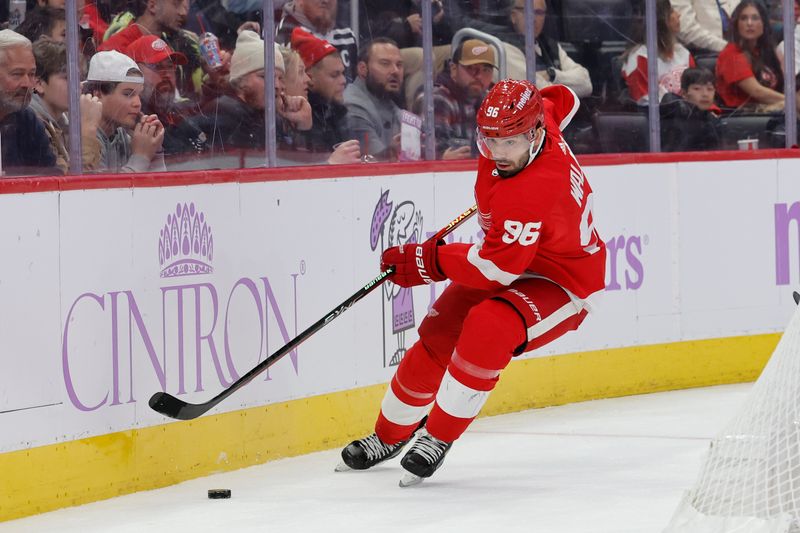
295, 90, 351, 153
660, 92, 721, 152
0, 108, 58, 176
412, 69, 480, 159
29, 94, 103, 174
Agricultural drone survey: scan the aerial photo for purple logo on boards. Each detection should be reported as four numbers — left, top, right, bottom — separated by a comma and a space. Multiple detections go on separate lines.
159, 202, 214, 278
775, 202, 800, 285
61, 200, 305, 412
371, 191, 423, 367
605, 234, 645, 291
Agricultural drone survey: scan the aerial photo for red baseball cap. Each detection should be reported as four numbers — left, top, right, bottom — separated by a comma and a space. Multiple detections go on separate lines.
290, 27, 337, 68
126, 35, 188, 66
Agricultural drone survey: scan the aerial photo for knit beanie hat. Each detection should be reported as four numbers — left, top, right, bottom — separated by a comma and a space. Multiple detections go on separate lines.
290, 27, 337, 68
230, 30, 285, 83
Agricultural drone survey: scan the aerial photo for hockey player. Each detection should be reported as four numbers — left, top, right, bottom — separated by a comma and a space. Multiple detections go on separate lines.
338, 79, 607, 486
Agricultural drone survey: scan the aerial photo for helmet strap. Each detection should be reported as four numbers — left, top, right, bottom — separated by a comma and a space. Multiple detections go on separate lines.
526, 126, 545, 167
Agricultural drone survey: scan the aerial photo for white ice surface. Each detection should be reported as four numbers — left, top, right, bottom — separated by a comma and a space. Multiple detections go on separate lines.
0, 384, 751, 533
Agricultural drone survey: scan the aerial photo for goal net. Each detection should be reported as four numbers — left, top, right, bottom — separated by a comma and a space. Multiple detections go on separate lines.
665, 306, 800, 533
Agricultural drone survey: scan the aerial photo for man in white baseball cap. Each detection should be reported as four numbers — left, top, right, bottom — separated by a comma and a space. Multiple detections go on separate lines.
83, 50, 166, 173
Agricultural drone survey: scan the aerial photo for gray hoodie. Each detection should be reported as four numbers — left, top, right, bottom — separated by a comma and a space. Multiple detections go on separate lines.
96, 126, 166, 174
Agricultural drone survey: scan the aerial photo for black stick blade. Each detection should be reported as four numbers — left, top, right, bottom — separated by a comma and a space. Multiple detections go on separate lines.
149, 392, 202, 421
794, 291, 800, 306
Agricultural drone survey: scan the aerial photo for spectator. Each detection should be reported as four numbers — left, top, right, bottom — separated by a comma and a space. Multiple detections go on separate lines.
30, 38, 102, 173
203, 30, 311, 159
100, 0, 189, 52
412, 38, 495, 160
82, 50, 166, 173
276, 0, 358, 82
622, 0, 696, 104
281, 43, 310, 99
776, 0, 800, 79
660, 67, 721, 151
359, 0, 452, 48
17, 7, 66, 43
290, 28, 360, 163
0, 30, 57, 176
99, 0, 230, 106
502, 0, 592, 98
672, 0, 737, 54
344, 37, 404, 161
126, 35, 210, 160
716, 0, 795, 111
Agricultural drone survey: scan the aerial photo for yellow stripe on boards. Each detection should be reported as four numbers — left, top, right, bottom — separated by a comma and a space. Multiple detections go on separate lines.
0, 333, 779, 523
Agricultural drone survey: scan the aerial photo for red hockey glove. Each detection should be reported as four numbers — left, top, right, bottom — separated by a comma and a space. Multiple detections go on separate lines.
381, 240, 446, 288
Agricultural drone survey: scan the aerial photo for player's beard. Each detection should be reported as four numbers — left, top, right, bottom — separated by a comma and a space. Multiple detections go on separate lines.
495, 149, 529, 178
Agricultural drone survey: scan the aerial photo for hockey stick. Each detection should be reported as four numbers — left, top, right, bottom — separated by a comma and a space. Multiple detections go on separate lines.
149, 204, 478, 420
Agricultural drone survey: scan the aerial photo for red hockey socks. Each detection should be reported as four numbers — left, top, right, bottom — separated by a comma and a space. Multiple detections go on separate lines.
375, 340, 448, 444
425, 299, 526, 443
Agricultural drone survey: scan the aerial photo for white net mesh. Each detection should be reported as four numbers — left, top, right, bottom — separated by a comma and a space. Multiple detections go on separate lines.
666, 306, 800, 533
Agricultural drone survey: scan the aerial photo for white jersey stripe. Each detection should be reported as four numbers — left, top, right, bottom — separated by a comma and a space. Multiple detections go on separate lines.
436, 370, 490, 419
559, 86, 581, 131
466, 242, 519, 286
527, 301, 581, 340
381, 386, 431, 426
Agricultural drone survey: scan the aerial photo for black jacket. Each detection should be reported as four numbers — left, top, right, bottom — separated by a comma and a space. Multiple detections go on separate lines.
0, 108, 58, 176
660, 93, 721, 152
295, 91, 351, 153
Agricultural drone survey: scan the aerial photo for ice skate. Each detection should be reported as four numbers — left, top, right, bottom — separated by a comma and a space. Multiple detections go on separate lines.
335, 417, 427, 472
398, 432, 452, 487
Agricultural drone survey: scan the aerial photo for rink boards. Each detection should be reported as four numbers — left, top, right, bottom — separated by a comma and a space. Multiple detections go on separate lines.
1, 153, 799, 521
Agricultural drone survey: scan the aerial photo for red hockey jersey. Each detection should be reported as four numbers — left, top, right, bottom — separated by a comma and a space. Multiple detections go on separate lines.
438, 85, 606, 309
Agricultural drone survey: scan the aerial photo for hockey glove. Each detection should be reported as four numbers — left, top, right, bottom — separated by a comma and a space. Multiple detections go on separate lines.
381, 240, 446, 288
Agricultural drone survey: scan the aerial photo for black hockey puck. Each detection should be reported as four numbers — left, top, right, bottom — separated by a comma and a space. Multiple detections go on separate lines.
208, 489, 231, 499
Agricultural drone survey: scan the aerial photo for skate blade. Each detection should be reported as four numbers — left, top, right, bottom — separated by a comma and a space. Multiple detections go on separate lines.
334, 462, 352, 472
399, 472, 424, 487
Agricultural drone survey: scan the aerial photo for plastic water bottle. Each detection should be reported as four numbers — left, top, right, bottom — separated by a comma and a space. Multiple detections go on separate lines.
8, 0, 26, 30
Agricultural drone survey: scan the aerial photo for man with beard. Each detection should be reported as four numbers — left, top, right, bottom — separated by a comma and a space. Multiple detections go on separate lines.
338, 80, 606, 487
290, 28, 360, 164
126, 35, 209, 160
100, 0, 229, 107
0, 30, 56, 176
412, 39, 496, 160
343, 38, 404, 162
276, 0, 358, 82
203, 30, 312, 165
